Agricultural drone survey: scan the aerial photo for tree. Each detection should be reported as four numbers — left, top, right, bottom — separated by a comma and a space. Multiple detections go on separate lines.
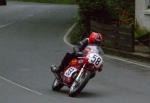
0, 0, 6, 5
77, 0, 135, 30
77, 0, 108, 36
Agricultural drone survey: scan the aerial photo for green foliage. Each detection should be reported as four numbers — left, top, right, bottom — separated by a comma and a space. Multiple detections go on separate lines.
105, 0, 120, 21
49, 0, 75, 4
17, 0, 75, 4
135, 23, 150, 38
72, 0, 135, 43
78, 0, 106, 12
77, 0, 135, 24
69, 23, 83, 44
148, 5, 150, 9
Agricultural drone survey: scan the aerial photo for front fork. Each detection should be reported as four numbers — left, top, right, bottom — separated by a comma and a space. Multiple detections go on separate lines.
75, 64, 86, 81
75, 64, 96, 80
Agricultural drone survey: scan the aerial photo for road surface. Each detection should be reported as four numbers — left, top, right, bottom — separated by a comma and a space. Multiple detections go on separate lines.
0, 1, 150, 103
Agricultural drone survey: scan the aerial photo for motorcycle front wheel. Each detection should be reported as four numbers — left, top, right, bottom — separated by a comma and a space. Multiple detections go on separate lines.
69, 71, 91, 97
52, 78, 63, 91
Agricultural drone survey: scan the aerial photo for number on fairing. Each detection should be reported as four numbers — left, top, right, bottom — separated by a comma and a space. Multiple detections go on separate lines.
64, 67, 77, 77
87, 53, 102, 68
91, 55, 101, 65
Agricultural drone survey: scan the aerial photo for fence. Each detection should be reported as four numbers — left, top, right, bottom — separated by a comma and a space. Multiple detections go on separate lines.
91, 20, 134, 52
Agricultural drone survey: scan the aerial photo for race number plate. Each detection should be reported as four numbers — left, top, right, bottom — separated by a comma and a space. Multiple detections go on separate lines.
64, 67, 77, 77
86, 53, 102, 68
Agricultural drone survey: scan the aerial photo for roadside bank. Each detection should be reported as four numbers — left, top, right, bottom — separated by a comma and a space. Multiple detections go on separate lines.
65, 23, 150, 64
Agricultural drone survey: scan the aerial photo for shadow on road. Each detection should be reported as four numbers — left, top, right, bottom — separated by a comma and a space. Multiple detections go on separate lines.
50, 88, 109, 98
78, 91, 101, 98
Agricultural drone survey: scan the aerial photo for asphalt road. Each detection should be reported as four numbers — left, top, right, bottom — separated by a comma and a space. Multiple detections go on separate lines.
0, 1, 150, 103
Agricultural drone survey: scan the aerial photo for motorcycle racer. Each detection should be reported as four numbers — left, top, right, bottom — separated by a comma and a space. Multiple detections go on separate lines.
51, 32, 104, 80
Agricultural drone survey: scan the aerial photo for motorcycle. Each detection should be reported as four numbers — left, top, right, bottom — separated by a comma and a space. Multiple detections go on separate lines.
51, 45, 103, 97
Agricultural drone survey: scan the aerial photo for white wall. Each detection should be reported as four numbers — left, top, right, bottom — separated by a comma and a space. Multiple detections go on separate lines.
136, 0, 150, 30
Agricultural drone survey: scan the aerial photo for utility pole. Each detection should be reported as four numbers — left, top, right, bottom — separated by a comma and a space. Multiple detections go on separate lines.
0, 0, 6, 5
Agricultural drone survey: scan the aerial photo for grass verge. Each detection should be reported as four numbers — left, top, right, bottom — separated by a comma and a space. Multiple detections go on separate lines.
68, 23, 83, 45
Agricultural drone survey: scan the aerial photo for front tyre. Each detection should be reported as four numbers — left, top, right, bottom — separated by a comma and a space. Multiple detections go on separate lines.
52, 78, 63, 91
69, 71, 91, 97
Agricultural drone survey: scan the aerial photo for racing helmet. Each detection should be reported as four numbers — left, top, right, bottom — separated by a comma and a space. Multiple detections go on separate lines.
88, 32, 103, 44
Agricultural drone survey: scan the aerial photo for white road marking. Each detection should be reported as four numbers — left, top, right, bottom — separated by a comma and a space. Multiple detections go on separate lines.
63, 23, 150, 69
104, 55, 150, 69
0, 23, 13, 29
0, 75, 43, 95
0, 14, 34, 29
0, 14, 43, 96
63, 23, 76, 47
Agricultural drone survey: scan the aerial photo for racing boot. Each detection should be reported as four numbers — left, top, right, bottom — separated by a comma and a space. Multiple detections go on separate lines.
51, 53, 74, 80
51, 65, 62, 81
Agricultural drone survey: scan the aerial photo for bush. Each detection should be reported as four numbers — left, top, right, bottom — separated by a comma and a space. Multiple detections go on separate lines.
74, 0, 135, 43
77, 0, 135, 25
68, 23, 83, 44
17, 0, 75, 4
71, 0, 135, 44
135, 23, 150, 38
